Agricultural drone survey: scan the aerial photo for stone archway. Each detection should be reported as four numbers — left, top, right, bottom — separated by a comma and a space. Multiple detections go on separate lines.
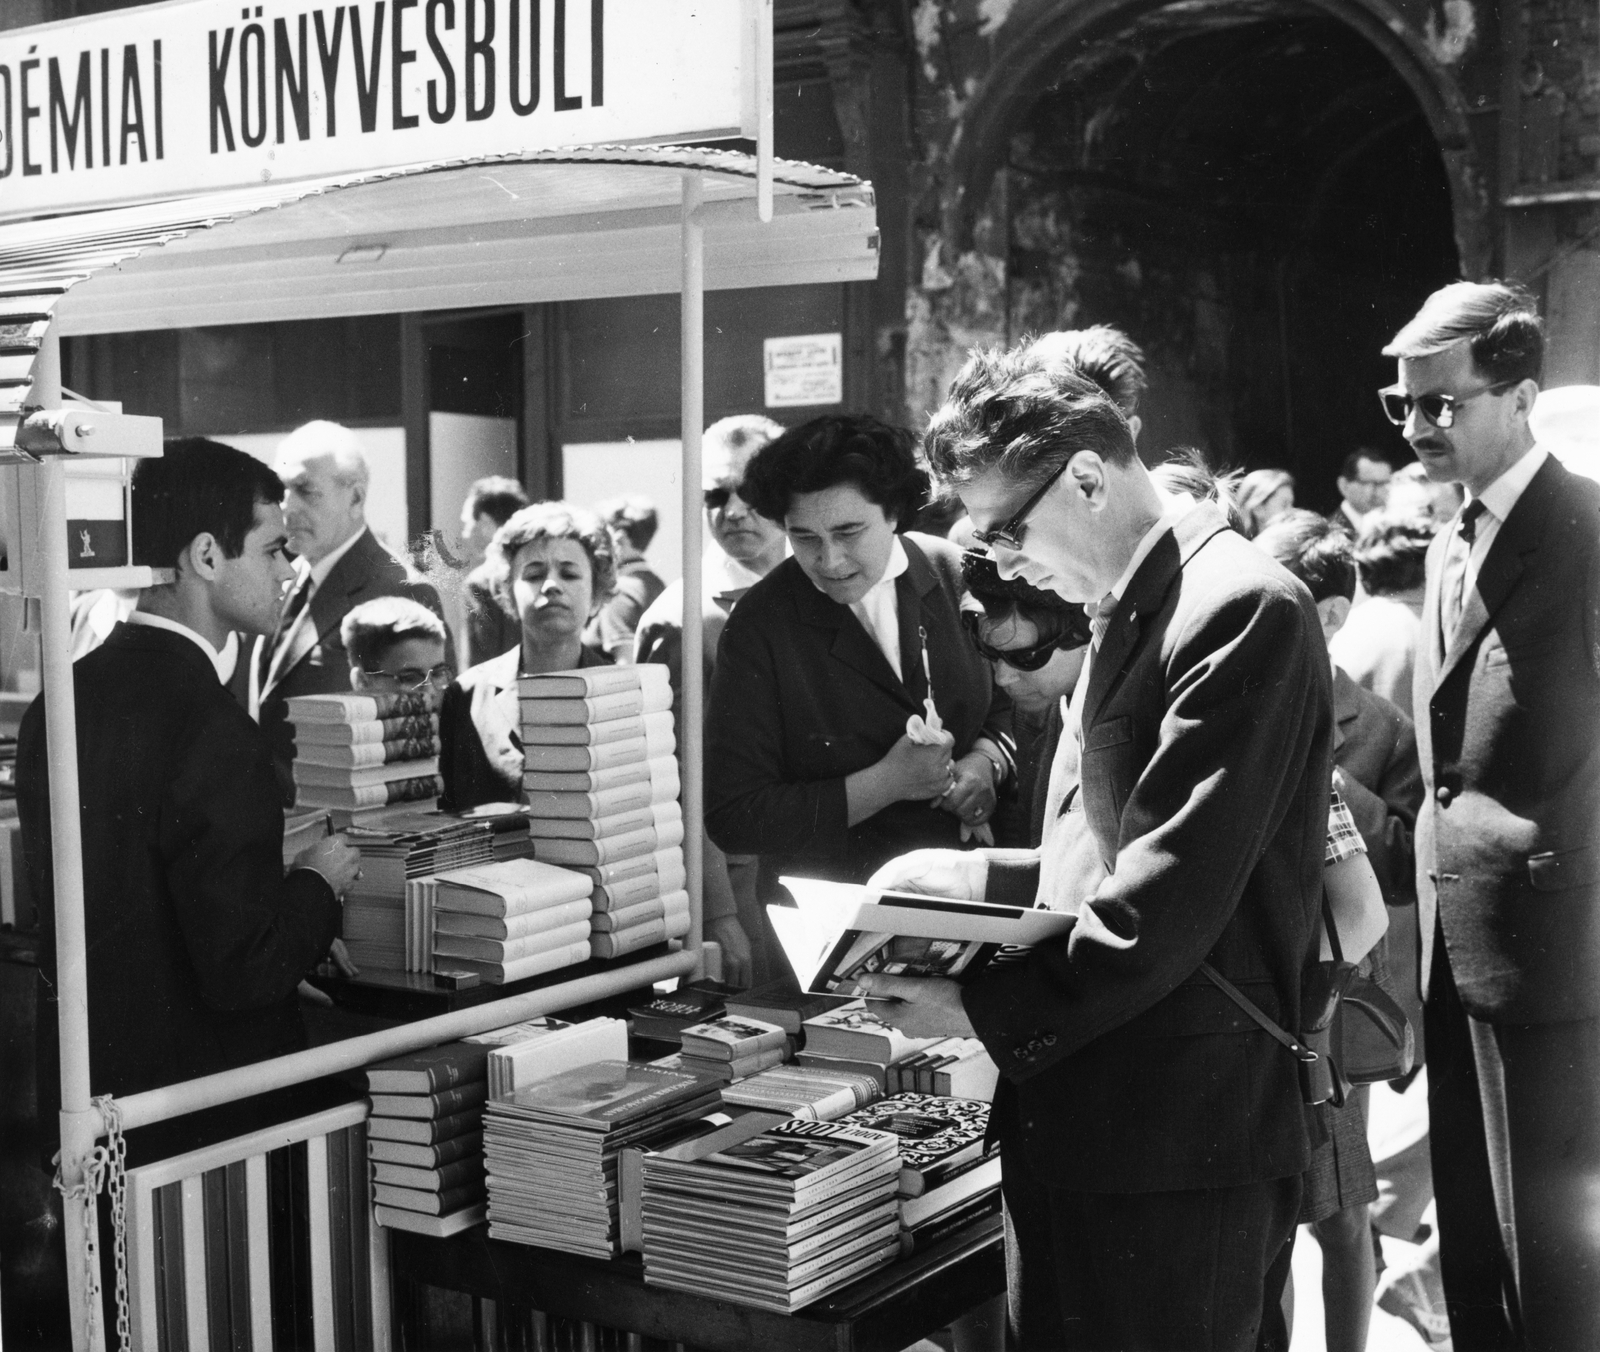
912, 0, 1483, 497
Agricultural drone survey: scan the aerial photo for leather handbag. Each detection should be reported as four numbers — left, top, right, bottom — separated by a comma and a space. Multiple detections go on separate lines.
1327, 909, 1415, 1087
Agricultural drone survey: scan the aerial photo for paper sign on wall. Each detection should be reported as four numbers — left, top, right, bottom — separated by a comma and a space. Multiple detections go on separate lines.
764, 332, 842, 408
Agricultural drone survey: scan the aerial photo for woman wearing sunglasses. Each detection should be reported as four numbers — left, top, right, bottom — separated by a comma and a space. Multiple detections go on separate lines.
959, 551, 1092, 848
705, 415, 1015, 910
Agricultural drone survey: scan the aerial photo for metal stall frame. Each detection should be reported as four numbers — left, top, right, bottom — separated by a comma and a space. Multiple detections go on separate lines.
1, 143, 876, 1351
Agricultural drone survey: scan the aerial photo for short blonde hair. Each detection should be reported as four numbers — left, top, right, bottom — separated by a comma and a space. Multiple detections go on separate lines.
489, 502, 617, 617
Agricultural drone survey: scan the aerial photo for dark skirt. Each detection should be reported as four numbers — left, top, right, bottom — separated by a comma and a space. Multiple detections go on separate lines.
1299, 1083, 1378, 1223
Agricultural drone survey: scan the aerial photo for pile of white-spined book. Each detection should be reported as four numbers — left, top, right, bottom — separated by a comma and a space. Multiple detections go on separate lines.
287, 689, 442, 813
520, 665, 688, 959
427, 857, 596, 984
640, 1114, 903, 1311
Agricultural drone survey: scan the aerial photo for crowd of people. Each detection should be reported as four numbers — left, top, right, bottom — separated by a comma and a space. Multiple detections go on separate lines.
19, 278, 1597, 1351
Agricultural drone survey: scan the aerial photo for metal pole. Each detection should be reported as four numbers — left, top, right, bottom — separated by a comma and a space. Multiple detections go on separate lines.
756, 0, 774, 223
33, 327, 107, 1352
680, 173, 705, 963
112, 950, 697, 1132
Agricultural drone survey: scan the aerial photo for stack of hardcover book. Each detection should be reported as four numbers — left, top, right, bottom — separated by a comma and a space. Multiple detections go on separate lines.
674, 1015, 792, 1084
366, 1040, 493, 1236
287, 690, 443, 813
720, 1063, 882, 1120
484, 1060, 721, 1257
837, 1094, 1002, 1255
428, 857, 595, 984
797, 999, 943, 1092
337, 811, 503, 972
887, 1037, 999, 1099
723, 984, 857, 1041
640, 1115, 903, 1311
519, 667, 688, 959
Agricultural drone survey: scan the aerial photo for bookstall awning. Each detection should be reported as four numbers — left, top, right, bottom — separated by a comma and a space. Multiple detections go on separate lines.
0, 145, 876, 443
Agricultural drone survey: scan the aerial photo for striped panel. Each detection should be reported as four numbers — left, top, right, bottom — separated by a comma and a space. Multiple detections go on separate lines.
135, 1123, 376, 1352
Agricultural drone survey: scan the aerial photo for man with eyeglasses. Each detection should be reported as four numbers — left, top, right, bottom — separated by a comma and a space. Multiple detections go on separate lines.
635, 414, 790, 988
855, 348, 1333, 1351
342, 596, 455, 698
1333, 447, 1393, 533
1382, 281, 1600, 1351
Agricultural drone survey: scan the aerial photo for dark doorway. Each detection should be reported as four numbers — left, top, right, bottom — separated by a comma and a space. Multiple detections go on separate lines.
1003, 4, 1460, 508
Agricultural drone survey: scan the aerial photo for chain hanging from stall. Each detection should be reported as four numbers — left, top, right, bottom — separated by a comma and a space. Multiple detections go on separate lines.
51, 1096, 131, 1352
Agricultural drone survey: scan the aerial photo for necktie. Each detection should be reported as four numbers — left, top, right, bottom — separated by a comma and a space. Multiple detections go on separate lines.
1089, 593, 1118, 650
1441, 500, 1487, 641
265, 576, 312, 678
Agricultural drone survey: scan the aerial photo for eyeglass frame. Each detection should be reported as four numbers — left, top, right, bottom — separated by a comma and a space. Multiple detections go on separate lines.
1377, 381, 1516, 430
961, 607, 1090, 671
358, 662, 455, 693
968, 458, 1072, 551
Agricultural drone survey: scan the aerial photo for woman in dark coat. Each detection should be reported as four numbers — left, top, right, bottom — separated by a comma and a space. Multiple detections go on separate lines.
705, 415, 1014, 900
439, 502, 615, 813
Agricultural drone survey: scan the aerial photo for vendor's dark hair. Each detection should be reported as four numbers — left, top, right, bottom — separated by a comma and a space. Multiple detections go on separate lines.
738, 415, 929, 529
133, 437, 284, 568
1355, 512, 1435, 596
465, 475, 530, 528
961, 551, 1092, 648
1254, 510, 1356, 604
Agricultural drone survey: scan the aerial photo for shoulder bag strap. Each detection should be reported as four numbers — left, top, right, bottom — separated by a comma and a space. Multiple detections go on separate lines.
1197, 961, 1320, 1065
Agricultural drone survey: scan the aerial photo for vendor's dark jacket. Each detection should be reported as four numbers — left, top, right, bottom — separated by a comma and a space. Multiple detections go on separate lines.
19, 623, 342, 1159
965, 505, 1333, 1193
705, 532, 1012, 894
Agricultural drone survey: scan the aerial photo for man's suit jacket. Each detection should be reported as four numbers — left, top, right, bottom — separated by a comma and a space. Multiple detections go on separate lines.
254, 528, 448, 802
965, 504, 1333, 1193
1414, 453, 1600, 1024
18, 624, 341, 1154
1332, 666, 1421, 904
706, 533, 1012, 893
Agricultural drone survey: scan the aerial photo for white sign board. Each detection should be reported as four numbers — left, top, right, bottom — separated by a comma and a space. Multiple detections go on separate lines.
764, 332, 841, 408
0, 0, 756, 220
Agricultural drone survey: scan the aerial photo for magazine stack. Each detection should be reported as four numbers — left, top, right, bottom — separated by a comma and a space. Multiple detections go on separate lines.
286, 689, 443, 813
720, 1063, 882, 1120
797, 999, 943, 1092
518, 666, 689, 959
675, 1015, 792, 1083
640, 1115, 903, 1311
836, 1094, 1002, 1254
484, 1059, 720, 1257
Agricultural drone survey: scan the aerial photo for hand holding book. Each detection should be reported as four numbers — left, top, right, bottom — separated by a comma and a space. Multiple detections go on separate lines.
852, 974, 976, 1039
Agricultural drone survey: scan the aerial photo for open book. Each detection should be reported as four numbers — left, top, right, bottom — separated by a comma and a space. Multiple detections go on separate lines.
773, 876, 1073, 995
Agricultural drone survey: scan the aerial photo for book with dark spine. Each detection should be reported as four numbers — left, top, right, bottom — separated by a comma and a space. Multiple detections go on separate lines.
363, 1041, 490, 1095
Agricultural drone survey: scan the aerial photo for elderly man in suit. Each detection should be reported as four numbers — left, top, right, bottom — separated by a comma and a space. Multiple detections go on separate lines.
1382, 281, 1600, 1350
859, 350, 1333, 1351
252, 420, 448, 802
19, 439, 360, 1170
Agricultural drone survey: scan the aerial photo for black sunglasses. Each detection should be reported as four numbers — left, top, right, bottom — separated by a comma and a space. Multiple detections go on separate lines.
1377, 382, 1514, 430
704, 487, 737, 511
969, 460, 1070, 551
962, 607, 1091, 671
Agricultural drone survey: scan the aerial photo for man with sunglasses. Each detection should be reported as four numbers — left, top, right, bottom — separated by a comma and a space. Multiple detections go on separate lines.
857, 348, 1333, 1351
1383, 281, 1600, 1351
635, 415, 790, 987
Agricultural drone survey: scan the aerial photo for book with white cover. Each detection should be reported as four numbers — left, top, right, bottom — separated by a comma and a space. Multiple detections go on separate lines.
528, 800, 681, 840
433, 898, 593, 941
524, 773, 679, 820
775, 875, 1073, 995
432, 918, 594, 964
534, 817, 685, 867
519, 682, 672, 725
431, 858, 593, 916
292, 757, 440, 788
523, 754, 679, 795
518, 665, 670, 700
521, 710, 675, 750
487, 1016, 629, 1099
578, 849, 686, 892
